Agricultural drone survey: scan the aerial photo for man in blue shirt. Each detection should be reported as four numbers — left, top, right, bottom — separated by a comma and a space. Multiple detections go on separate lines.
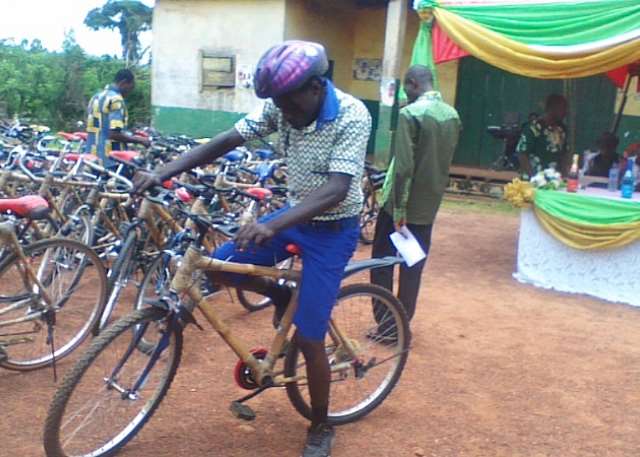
84, 69, 150, 164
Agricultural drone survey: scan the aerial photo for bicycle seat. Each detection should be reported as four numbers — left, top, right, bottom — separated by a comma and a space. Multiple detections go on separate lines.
286, 244, 301, 256
109, 150, 140, 163
0, 195, 50, 219
175, 187, 193, 203
57, 132, 80, 142
255, 149, 274, 160
72, 132, 88, 141
224, 149, 246, 162
64, 153, 98, 162
246, 187, 273, 201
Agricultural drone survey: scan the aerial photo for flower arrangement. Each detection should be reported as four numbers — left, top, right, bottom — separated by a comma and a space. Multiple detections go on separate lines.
504, 179, 535, 208
529, 168, 563, 190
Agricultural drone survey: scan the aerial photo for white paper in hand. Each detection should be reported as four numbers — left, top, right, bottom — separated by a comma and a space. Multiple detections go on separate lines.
389, 226, 426, 267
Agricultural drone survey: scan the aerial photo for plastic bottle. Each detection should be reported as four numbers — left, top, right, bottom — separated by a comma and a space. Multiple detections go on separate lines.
608, 164, 619, 192
567, 154, 579, 193
621, 160, 635, 199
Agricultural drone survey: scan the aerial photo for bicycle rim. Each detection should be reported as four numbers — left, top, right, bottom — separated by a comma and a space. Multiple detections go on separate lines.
134, 254, 175, 354
0, 238, 107, 370
44, 307, 181, 457
284, 283, 410, 425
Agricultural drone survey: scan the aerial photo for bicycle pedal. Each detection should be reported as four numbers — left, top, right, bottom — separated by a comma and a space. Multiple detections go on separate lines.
230, 401, 256, 421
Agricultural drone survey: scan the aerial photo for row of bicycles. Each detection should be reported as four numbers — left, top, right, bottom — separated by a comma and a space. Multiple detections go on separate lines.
0, 125, 407, 457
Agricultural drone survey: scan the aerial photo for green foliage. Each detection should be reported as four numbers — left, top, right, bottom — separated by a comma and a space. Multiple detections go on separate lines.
0, 36, 151, 131
85, 1, 153, 67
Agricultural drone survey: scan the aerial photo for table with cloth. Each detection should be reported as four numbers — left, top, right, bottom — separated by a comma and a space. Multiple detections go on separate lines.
514, 187, 640, 307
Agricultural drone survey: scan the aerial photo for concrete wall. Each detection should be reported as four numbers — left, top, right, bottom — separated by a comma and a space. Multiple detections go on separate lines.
152, 0, 285, 135
284, 0, 356, 93
151, 0, 460, 149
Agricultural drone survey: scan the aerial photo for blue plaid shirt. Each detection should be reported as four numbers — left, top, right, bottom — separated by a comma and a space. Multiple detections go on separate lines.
84, 85, 128, 163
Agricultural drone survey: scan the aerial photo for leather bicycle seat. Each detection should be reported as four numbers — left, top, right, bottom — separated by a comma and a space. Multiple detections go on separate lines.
109, 150, 140, 163
246, 187, 273, 201
0, 195, 50, 219
64, 153, 98, 162
224, 149, 246, 162
57, 132, 80, 142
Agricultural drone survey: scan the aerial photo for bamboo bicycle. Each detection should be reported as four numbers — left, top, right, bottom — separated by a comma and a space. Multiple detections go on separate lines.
0, 196, 107, 372
44, 203, 410, 457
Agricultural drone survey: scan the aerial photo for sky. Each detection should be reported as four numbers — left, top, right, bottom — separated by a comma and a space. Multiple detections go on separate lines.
0, 0, 154, 57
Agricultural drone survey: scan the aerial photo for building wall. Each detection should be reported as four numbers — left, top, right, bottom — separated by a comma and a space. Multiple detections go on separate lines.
284, 0, 356, 93
151, 0, 460, 158
152, 0, 285, 136
615, 88, 640, 152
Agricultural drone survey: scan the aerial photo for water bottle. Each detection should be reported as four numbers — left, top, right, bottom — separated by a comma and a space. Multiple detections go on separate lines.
608, 164, 619, 192
621, 160, 634, 199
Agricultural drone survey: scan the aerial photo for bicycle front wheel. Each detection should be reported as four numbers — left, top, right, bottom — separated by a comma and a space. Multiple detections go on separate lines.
0, 238, 107, 371
44, 307, 182, 457
284, 283, 410, 425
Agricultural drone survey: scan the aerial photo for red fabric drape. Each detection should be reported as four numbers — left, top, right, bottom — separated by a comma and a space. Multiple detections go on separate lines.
607, 63, 640, 90
433, 21, 469, 64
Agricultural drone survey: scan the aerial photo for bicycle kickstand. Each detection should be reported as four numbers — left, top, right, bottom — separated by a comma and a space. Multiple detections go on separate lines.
229, 383, 271, 421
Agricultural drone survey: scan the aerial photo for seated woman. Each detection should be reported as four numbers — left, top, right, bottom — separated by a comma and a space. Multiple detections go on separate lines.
585, 132, 620, 177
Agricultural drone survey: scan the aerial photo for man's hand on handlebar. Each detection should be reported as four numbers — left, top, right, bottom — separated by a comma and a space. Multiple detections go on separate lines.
132, 170, 162, 195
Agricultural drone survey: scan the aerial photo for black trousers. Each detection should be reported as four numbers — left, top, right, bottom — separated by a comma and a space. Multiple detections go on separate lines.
370, 209, 433, 321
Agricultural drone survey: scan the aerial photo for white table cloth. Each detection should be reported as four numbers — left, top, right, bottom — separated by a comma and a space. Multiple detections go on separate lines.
515, 208, 640, 307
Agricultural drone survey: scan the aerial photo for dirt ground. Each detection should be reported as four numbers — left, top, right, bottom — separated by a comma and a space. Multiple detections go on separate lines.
2, 198, 640, 457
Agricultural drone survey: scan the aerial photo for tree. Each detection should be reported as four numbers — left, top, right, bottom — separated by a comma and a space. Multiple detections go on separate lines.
0, 39, 151, 129
84, 0, 152, 67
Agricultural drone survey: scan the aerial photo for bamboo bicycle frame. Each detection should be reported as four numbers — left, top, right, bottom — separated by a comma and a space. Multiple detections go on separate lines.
0, 221, 54, 331
169, 244, 360, 387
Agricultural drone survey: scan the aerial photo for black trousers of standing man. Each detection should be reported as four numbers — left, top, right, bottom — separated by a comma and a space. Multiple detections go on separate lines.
370, 209, 433, 321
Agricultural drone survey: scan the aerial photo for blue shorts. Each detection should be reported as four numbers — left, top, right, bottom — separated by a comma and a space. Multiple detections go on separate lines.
212, 206, 359, 341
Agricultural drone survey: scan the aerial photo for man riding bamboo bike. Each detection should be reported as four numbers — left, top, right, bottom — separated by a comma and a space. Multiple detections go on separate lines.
134, 41, 372, 457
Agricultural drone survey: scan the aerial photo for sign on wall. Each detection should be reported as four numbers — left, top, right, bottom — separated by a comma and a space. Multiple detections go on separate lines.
237, 64, 254, 90
353, 58, 382, 82
201, 51, 236, 89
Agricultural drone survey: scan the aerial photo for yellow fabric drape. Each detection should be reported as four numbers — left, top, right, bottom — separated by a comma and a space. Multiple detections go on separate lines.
434, 8, 640, 79
534, 206, 640, 250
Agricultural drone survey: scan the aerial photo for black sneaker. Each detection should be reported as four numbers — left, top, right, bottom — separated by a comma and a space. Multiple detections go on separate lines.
301, 423, 335, 457
271, 284, 292, 329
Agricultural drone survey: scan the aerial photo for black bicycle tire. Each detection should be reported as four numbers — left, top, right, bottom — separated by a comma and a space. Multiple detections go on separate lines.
284, 283, 410, 425
133, 253, 172, 354
236, 288, 273, 312
0, 238, 108, 371
359, 187, 378, 245
43, 307, 182, 457
236, 257, 295, 312
98, 230, 138, 331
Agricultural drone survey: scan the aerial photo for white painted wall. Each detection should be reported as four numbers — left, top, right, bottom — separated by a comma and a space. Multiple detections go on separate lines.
152, 0, 286, 113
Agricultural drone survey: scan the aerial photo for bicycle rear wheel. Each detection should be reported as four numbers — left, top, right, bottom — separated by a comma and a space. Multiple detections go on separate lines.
284, 283, 410, 425
236, 257, 295, 312
44, 307, 182, 457
359, 186, 379, 245
0, 238, 107, 371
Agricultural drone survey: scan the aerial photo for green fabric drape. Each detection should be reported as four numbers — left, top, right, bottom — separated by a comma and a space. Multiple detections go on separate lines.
414, 0, 640, 47
534, 189, 640, 226
410, 20, 439, 89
